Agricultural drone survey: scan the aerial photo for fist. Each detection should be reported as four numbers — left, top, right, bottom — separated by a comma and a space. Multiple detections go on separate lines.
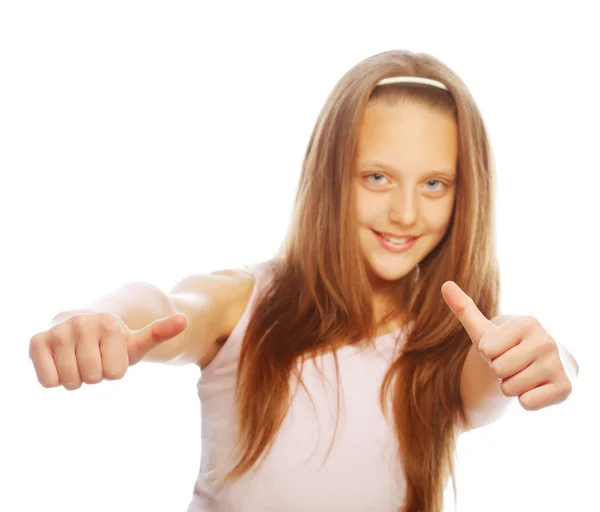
29, 312, 187, 390
441, 281, 575, 412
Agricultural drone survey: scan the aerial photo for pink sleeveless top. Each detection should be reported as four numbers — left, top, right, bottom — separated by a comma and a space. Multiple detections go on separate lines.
186, 260, 410, 512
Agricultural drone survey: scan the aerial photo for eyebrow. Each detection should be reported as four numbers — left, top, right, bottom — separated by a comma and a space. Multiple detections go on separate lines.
360, 160, 456, 178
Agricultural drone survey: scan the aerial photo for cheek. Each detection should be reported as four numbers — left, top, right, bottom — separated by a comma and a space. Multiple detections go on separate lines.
354, 187, 381, 224
426, 199, 454, 233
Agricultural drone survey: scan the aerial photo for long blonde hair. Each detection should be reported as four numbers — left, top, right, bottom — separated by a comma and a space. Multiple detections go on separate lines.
226, 49, 500, 512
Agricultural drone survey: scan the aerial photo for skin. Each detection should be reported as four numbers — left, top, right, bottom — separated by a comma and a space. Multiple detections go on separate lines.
31, 97, 577, 426
354, 99, 458, 320
353, 99, 578, 422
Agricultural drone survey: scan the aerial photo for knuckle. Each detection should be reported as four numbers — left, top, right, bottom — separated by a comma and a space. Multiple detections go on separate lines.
69, 320, 84, 336
561, 377, 573, 397
78, 361, 103, 384
478, 347, 492, 364
519, 395, 538, 411
71, 315, 95, 335
49, 323, 69, 340
548, 355, 562, 374
477, 333, 491, 356
75, 346, 104, 384
62, 380, 83, 391
103, 363, 127, 381
544, 337, 558, 355
29, 332, 42, 347
538, 354, 558, 378
29, 336, 47, 358
531, 336, 553, 358
98, 312, 121, 331
500, 380, 513, 397
81, 373, 104, 385
48, 324, 73, 348
52, 334, 72, 349
39, 374, 60, 388
490, 360, 502, 377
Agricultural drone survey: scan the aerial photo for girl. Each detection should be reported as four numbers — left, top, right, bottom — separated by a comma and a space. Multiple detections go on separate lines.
30, 49, 578, 512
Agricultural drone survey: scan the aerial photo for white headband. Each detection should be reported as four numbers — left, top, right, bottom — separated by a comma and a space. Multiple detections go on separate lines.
376, 76, 449, 91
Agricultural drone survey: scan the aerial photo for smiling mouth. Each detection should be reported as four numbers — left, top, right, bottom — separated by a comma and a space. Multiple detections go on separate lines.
373, 231, 418, 243
372, 230, 420, 252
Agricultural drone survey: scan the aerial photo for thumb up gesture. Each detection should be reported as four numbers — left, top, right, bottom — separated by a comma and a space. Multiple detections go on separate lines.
29, 312, 188, 390
441, 281, 575, 412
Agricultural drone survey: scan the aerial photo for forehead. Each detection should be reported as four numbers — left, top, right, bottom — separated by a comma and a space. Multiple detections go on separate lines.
356, 101, 458, 175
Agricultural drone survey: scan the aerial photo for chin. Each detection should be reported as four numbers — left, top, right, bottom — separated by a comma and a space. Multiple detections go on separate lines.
359, 233, 421, 283
365, 251, 419, 284
364, 254, 418, 284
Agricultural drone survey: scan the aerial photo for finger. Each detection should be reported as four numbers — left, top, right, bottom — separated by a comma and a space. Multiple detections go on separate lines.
53, 342, 83, 390
99, 331, 129, 380
29, 337, 60, 388
480, 318, 532, 361
75, 338, 104, 385
518, 383, 567, 411
441, 281, 495, 344
488, 340, 536, 380
126, 314, 188, 365
499, 360, 547, 397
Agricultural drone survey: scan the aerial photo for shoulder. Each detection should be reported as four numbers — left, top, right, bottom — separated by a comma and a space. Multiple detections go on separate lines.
168, 266, 259, 368
210, 267, 258, 339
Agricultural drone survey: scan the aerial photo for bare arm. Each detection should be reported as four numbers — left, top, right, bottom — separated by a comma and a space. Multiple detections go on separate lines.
49, 269, 254, 367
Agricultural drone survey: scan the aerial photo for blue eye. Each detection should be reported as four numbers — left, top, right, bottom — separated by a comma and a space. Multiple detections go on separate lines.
424, 179, 445, 191
367, 173, 388, 184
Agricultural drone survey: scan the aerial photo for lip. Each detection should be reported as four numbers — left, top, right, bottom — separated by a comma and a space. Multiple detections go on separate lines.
374, 230, 419, 240
373, 230, 420, 253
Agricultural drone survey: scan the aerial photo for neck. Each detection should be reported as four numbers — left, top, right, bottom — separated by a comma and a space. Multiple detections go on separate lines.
372, 292, 409, 329
363, 263, 415, 328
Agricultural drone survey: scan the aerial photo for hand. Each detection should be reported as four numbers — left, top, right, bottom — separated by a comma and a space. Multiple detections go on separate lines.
29, 312, 187, 390
441, 281, 573, 412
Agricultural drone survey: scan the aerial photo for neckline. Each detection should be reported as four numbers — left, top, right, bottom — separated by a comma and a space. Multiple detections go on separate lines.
375, 326, 403, 340
374, 320, 414, 342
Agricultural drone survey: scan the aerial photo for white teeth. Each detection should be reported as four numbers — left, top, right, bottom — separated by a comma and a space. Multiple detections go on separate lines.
382, 234, 412, 244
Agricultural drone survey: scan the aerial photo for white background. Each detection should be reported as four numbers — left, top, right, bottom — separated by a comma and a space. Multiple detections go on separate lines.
1, 1, 598, 511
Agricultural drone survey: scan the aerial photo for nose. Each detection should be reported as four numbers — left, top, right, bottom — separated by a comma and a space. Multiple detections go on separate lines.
388, 187, 418, 225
